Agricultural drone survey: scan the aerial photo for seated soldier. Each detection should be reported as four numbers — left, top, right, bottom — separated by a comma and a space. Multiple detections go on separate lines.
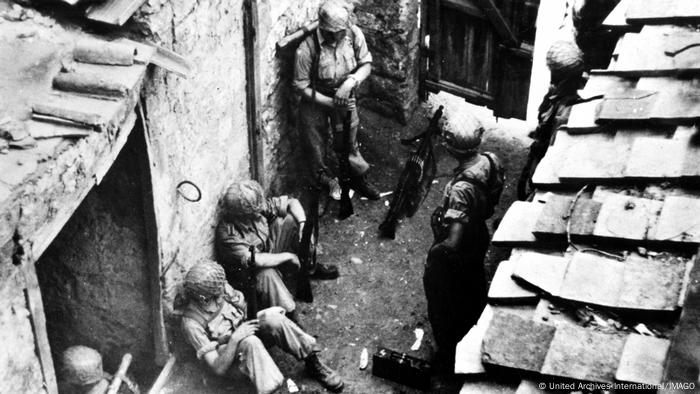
180, 260, 343, 394
215, 180, 338, 321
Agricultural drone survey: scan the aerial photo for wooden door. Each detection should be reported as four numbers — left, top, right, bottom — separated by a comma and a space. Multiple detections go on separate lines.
421, 0, 539, 120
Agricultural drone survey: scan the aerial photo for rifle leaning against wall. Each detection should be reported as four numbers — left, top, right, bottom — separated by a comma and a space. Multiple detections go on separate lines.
296, 186, 320, 303
379, 106, 444, 239
338, 88, 356, 220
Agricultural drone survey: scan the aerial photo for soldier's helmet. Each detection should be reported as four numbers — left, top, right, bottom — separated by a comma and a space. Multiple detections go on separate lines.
184, 260, 226, 299
61, 346, 105, 386
441, 110, 484, 158
223, 180, 265, 219
319, 0, 349, 33
546, 40, 584, 81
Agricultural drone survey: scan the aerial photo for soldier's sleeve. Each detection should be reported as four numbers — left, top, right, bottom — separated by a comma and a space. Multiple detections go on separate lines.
293, 40, 313, 94
263, 195, 289, 219
182, 318, 218, 360
351, 25, 372, 65
216, 222, 251, 268
443, 181, 476, 225
224, 284, 248, 319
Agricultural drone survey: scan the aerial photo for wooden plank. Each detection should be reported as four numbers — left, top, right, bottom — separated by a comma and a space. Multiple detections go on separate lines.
32, 92, 124, 132
21, 253, 58, 394
492, 201, 544, 246
135, 104, 169, 366
557, 132, 628, 181
511, 251, 569, 297
481, 309, 556, 373
624, 138, 686, 179
472, 0, 519, 46
602, 0, 639, 32
540, 324, 625, 383
532, 195, 602, 240
616, 334, 670, 386
27, 119, 91, 139
651, 196, 700, 243
85, 0, 147, 26
488, 260, 539, 304
661, 253, 700, 393
565, 99, 602, 132
455, 305, 493, 374
626, 0, 700, 25
618, 254, 687, 311
443, 0, 486, 18
592, 193, 663, 241
602, 27, 700, 76
149, 45, 194, 78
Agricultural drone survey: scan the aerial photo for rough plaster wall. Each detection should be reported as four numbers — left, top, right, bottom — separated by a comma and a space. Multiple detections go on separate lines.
256, 0, 323, 192
135, 0, 251, 309
0, 263, 45, 394
352, 0, 421, 123
36, 132, 153, 378
132, 0, 328, 311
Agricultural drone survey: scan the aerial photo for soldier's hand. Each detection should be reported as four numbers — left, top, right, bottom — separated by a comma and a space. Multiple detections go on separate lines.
288, 253, 301, 270
230, 320, 259, 344
334, 78, 355, 108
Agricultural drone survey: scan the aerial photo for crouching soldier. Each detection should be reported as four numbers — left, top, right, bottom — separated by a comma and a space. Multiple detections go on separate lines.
424, 113, 504, 369
59, 346, 139, 394
216, 180, 338, 321
181, 260, 344, 394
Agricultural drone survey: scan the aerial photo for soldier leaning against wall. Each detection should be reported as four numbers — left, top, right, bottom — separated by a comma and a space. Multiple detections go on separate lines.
293, 0, 380, 201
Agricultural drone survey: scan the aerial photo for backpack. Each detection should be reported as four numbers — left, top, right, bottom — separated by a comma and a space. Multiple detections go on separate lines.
453, 152, 504, 220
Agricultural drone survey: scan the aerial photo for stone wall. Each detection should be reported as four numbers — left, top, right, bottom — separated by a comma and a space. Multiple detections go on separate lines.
133, 0, 327, 309
351, 0, 421, 123
36, 130, 154, 379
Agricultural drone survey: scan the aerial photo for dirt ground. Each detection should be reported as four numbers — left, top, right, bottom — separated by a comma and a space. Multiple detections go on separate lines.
162, 93, 530, 394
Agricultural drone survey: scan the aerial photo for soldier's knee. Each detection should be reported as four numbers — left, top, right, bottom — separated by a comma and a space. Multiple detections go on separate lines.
238, 335, 265, 353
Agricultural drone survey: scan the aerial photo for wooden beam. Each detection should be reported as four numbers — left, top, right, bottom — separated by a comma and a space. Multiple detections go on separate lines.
85, 0, 147, 26
424, 79, 494, 106
443, 0, 486, 19
20, 246, 58, 394
243, 0, 264, 183
136, 101, 169, 366
472, 0, 519, 47
661, 253, 700, 393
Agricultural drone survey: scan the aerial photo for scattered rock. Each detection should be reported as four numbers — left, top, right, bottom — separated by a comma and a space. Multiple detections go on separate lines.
349, 256, 363, 264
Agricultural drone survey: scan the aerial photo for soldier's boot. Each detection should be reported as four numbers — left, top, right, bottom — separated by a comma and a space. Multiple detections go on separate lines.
349, 175, 380, 200
309, 263, 340, 280
305, 352, 344, 392
319, 173, 342, 201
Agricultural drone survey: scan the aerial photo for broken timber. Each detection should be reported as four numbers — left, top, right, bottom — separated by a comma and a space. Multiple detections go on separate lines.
85, 0, 147, 26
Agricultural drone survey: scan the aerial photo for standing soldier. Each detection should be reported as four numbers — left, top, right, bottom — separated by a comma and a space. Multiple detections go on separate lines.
424, 112, 504, 369
293, 0, 380, 200
180, 260, 344, 394
517, 40, 584, 200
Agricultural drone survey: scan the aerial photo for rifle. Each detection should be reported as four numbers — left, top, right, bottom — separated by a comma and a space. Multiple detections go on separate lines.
379, 106, 444, 239
296, 186, 319, 303
247, 245, 258, 317
338, 88, 356, 220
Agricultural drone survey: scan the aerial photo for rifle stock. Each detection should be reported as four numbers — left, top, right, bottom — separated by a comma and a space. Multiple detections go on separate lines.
338, 88, 355, 219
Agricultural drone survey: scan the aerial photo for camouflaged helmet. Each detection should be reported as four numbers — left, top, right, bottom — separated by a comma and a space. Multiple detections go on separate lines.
441, 110, 484, 158
319, 0, 350, 32
546, 41, 584, 80
61, 346, 104, 386
184, 260, 226, 298
223, 180, 265, 219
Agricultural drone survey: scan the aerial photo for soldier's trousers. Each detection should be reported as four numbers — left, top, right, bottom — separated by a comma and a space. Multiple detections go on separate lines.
298, 100, 369, 182
234, 308, 319, 394
423, 222, 489, 365
254, 215, 298, 314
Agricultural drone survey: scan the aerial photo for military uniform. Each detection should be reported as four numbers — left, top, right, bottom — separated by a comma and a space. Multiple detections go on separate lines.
216, 195, 298, 314
293, 24, 373, 182
181, 285, 319, 394
424, 153, 503, 366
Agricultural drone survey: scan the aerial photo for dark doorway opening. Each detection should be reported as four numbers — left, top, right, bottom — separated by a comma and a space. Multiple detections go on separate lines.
36, 122, 159, 389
